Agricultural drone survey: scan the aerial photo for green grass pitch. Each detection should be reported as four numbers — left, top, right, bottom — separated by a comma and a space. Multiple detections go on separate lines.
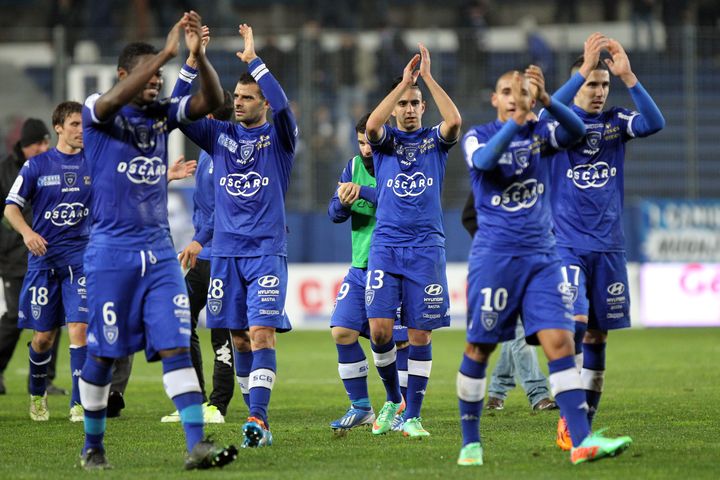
0, 328, 718, 479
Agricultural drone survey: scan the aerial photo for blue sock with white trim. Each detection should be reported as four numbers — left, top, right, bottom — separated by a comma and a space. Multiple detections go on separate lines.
549, 355, 591, 447
336, 342, 370, 410
404, 343, 432, 420
70, 344, 87, 407
234, 349, 253, 409
29, 344, 51, 396
457, 354, 486, 446
396, 345, 409, 401
79, 356, 112, 454
573, 321, 587, 370
582, 342, 606, 427
371, 340, 402, 404
162, 353, 204, 452
249, 348, 276, 426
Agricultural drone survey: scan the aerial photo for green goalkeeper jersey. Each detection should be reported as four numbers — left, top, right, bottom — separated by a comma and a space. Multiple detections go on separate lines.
350, 155, 376, 269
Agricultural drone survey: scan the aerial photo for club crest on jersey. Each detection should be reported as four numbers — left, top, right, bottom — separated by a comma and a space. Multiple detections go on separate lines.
117, 156, 166, 185
365, 289, 375, 306
103, 325, 118, 345
558, 281, 578, 305
481, 311, 498, 331
220, 172, 269, 197
208, 299, 223, 315
64, 172, 77, 187
31, 305, 41, 320
514, 148, 530, 169
491, 178, 544, 212
567, 161, 616, 189
238, 143, 255, 164
586, 131, 602, 149
132, 124, 155, 150
388, 172, 433, 197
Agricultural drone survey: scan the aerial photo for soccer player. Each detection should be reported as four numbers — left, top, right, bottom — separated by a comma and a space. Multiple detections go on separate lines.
364, 44, 461, 437
541, 34, 665, 450
4, 102, 89, 422
159, 25, 237, 425
461, 192, 556, 412
327, 113, 410, 431
179, 23, 297, 448
78, 12, 237, 470
457, 65, 632, 466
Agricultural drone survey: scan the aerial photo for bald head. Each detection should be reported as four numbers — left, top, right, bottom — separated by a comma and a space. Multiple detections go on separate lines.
495, 71, 519, 92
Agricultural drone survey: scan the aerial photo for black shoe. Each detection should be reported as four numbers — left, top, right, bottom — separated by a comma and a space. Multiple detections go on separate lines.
184, 438, 238, 470
46, 382, 69, 396
79, 448, 112, 470
0, 374, 6, 395
485, 396, 504, 410
106, 391, 125, 418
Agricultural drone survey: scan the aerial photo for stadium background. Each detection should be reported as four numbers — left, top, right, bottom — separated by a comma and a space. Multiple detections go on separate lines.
0, 0, 719, 329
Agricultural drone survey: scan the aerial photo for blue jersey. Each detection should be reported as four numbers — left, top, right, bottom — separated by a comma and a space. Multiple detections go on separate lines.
82, 91, 192, 250
462, 119, 561, 256
193, 150, 214, 260
550, 105, 637, 252
368, 124, 454, 247
180, 57, 297, 257
5, 148, 90, 269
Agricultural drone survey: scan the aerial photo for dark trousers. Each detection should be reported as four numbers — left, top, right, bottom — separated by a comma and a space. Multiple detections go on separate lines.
187, 258, 235, 415
0, 275, 60, 383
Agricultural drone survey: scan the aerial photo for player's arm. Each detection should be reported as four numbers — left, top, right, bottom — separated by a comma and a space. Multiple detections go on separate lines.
358, 185, 377, 204
3, 204, 47, 256
183, 14, 223, 121
167, 155, 197, 182
92, 15, 186, 121
366, 54, 421, 143
526, 65, 586, 148
605, 39, 665, 136
170, 26, 209, 98
418, 43, 462, 142
237, 24, 297, 152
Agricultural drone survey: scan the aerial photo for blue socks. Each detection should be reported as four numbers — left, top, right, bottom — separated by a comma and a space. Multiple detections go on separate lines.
234, 349, 253, 409
162, 353, 204, 452
582, 342, 606, 427
336, 342, 370, 410
28, 343, 52, 396
573, 321, 587, 369
70, 344, 87, 407
457, 355, 487, 446
549, 356, 591, 447
249, 348, 276, 426
79, 357, 112, 454
371, 340, 402, 404
404, 343, 432, 420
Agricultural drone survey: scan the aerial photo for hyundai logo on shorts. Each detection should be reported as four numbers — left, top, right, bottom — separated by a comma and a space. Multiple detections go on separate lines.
173, 294, 190, 308
424, 284, 444, 296
606, 282, 625, 296
258, 275, 280, 288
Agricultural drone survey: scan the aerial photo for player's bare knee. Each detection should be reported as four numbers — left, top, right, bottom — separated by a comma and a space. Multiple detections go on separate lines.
158, 347, 189, 358
331, 327, 359, 345
232, 330, 252, 352
31, 330, 56, 352
250, 327, 275, 350
465, 342, 495, 363
68, 322, 87, 346
574, 314, 589, 324
538, 329, 574, 359
408, 328, 431, 346
583, 329, 607, 344
395, 340, 409, 350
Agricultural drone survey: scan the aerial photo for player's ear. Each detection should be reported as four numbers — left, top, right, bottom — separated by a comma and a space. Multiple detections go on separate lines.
117, 67, 129, 81
491, 92, 498, 108
54, 124, 62, 136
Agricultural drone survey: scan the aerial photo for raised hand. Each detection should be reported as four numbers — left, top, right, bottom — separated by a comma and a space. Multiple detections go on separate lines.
201, 25, 210, 52
604, 39, 636, 86
580, 32, 609, 77
402, 54, 421, 86
511, 72, 532, 120
418, 43, 432, 79
525, 64, 550, 107
236, 23, 257, 63
167, 155, 197, 182
184, 11, 204, 56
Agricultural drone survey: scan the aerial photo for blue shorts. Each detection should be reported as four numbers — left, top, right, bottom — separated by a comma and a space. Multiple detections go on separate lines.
556, 247, 631, 331
331, 267, 408, 342
205, 256, 291, 332
365, 246, 451, 331
18, 264, 87, 331
466, 252, 574, 345
83, 246, 191, 361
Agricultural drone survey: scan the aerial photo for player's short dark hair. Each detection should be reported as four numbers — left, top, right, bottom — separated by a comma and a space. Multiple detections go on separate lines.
570, 55, 608, 75
237, 72, 265, 100
51, 101, 82, 128
118, 42, 159, 72
211, 90, 235, 122
355, 113, 371, 134
389, 76, 420, 94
